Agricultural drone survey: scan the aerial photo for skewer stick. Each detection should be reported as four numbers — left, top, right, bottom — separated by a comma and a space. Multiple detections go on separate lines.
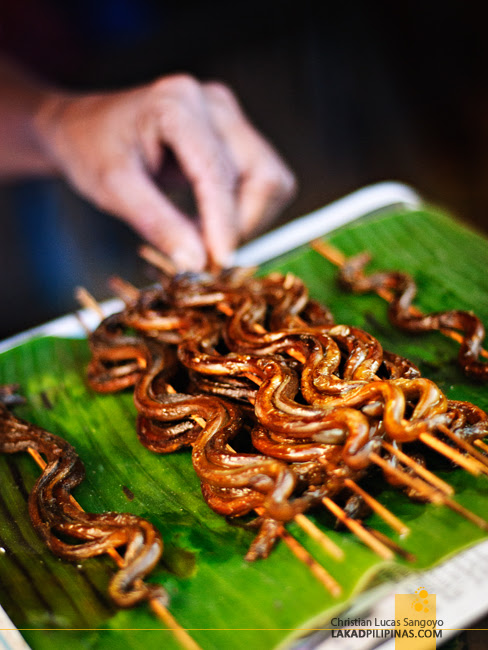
311, 240, 346, 267
278, 527, 342, 597
437, 425, 488, 474
474, 439, 488, 454
27, 448, 48, 470
371, 450, 488, 531
369, 452, 444, 504
382, 441, 454, 496
293, 513, 344, 560
283, 272, 297, 290
26, 449, 201, 649
343, 478, 410, 536
74, 311, 92, 337
419, 433, 482, 476
148, 602, 201, 650
441, 496, 488, 532
138, 245, 177, 276
108, 276, 140, 303
310, 239, 488, 360
364, 527, 416, 562
322, 497, 394, 560
75, 287, 105, 321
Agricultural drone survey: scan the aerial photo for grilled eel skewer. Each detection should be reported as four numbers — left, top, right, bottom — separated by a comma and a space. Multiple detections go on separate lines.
0, 386, 167, 609
84, 267, 488, 561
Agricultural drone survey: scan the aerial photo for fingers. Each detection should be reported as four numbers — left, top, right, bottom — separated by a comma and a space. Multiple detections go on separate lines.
203, 82, 297, 238
95, 156, 207, 271
34, 74, 295, 272
139, 76, 239, 267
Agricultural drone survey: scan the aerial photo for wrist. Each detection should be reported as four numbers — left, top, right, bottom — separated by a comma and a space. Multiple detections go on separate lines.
32, 90, 73, 174
0, 58, 65, 176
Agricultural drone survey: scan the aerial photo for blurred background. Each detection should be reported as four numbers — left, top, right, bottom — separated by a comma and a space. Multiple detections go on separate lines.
1, 0, 488, 339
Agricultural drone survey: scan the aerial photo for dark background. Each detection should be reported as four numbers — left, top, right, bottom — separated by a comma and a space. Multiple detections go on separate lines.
1, 0, 488, 339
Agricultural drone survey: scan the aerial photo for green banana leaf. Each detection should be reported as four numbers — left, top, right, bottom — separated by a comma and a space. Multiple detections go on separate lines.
1, 206, 488, 650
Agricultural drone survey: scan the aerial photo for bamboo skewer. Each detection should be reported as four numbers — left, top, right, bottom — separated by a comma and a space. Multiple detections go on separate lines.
139, 244, 177, 276
382, 441, 454, 496
75, 287, 105, 321
26, 448, 201, 650
149, 602, 201, 649
343, 478, 410, 536
311, 240, 346, 267
437, 424, 488, 474
419, 433, 482, 476
283, 272, 296, 291
364, 527, 416, 562
369, 452, 444, 504
441, 496, 488, 531
108, 276, 141, 302
74, 311, 92, 337
322, 497, 394, 560
371, 450, 488, 531
293, 513, 344, 560
474, 439, 488, 454
310, 238, 488, 360
278, 527, 342, 597
250, 505, 342, 596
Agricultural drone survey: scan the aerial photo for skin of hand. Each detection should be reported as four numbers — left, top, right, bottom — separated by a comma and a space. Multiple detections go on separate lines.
33, 74, 297, 270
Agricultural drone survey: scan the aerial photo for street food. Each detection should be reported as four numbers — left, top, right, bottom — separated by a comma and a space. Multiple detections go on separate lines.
85, 259, 488, 560
338, 251, 488, 380
0, 385, 167, 609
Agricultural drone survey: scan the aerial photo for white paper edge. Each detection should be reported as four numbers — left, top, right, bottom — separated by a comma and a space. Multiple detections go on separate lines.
0, 607, 30, 650
313, 537, 488, 650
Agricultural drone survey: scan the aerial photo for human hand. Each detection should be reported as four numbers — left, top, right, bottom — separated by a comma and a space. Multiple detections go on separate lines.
34, 75, 296, 270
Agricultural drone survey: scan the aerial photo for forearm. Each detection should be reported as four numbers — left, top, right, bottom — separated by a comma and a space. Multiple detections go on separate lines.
0, 57, 57, 177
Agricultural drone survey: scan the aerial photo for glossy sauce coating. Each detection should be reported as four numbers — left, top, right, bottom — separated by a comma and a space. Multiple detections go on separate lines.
86, 266, 488, 558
